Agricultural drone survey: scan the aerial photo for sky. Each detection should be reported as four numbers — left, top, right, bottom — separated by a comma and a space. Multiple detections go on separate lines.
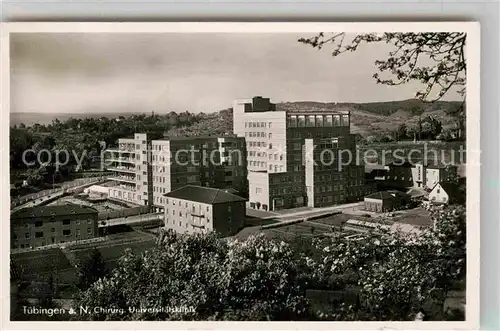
10, 33, 460, 114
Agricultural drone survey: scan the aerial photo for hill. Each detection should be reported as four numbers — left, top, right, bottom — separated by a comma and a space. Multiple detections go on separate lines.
11, 99, 463, 139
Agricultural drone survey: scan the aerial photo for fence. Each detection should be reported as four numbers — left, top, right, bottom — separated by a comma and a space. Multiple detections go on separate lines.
10, 176, 108, 208
98, 205, 151, 220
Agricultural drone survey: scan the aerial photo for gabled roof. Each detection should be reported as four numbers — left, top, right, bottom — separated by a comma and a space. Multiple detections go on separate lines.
11, 205, 98, 219
432, 182, 462, 198
365, 190, 410, 200
164, 185, 247, 205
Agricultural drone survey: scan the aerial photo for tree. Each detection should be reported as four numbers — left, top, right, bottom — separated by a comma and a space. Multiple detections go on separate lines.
420, 116, 443, 140
299, 204, 465, 321
77, 249, 109, 291
10, 259, 30, 321
74, 231, 310, 321
396, 123, 408, 141
298, 32, 466, 102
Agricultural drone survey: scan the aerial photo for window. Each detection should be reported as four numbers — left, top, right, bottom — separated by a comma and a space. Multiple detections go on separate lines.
87, 219, 92, 225
35, 220, 43, 227
63, 229, 71, 236
25, 232, 30, 239
333, 115, 341, 126
35, 231, 43, 238
87, 228, 92, 235
62, 219, 71, 225
307, 115, 315, 127
316, 115, 324, 127
268, 133, 272, 139
298, 116, 305, 127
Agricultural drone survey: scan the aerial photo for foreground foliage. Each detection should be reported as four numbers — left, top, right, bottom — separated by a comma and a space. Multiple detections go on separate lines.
72, 204, 465, 321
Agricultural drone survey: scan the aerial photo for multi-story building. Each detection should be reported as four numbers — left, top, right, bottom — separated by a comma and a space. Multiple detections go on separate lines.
163, 185, 247, 237
233, 96, 368, 211
11, 205, 99, 249
105, 133, 152, 206
105, 134, 247, 212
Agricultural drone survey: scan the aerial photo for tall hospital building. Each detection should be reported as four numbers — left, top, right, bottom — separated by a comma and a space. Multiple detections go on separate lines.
105, 133, 247, 212
233, 96, 369, 211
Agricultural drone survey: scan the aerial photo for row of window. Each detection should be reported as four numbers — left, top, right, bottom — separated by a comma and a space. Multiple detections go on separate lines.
247, 141, 267, 148
315, 195, 344, 204
165, 210, 213, 222
245, 121, 272, 129
288, 114, 350, 128
245, 132, 273, 139
20, 227, 93, 240
270, 175, 304, 184
387, 176, 413, 181
313, 184, 344, 193
269, 186, 303, 195
26, 219, 93, 228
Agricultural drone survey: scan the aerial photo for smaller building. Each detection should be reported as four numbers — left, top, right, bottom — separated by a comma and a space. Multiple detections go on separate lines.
428, 182, 463, 205
163, 185, 247, 237
364, 190, 411, 213
11, 205, 99, 249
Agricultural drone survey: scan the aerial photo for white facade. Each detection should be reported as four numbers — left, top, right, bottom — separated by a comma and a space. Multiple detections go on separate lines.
164, 197, 213, 235
428, 183, 450, 204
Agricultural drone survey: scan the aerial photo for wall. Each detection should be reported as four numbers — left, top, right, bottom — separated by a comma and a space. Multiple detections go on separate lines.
364, 198, 383, 212
213, 201, 246, 237
248, 171, 270, 210
164, 197, 213, 234
242, 111, 287, 173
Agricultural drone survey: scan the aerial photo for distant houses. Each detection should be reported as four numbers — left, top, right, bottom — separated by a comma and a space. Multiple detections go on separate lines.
363, 159, 461, 211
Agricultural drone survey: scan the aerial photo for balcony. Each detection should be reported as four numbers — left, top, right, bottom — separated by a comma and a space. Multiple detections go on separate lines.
107, 174, 136, 184
191, 223, 205, 229
106, 147, 135, 154
106, 156, 136, 164
107, 166, 136, 174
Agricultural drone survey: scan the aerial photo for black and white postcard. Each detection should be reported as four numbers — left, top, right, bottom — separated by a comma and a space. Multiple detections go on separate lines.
1, 22, 480, 330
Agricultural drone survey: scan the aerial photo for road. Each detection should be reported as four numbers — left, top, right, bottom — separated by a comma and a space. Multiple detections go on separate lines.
98, 212, 164, 228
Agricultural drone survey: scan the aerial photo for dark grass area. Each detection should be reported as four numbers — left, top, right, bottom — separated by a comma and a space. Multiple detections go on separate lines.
12, 248, 72, 276
11, 231, 156, 293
